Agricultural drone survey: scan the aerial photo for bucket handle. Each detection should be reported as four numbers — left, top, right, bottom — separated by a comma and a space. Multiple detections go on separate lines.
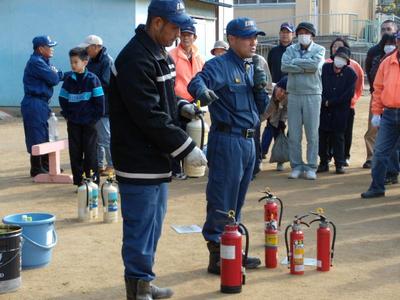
22, 230, 57, 250
0, 251, 20, 270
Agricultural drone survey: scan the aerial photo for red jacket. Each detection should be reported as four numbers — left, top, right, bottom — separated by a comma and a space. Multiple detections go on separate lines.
169, 44, 204, 102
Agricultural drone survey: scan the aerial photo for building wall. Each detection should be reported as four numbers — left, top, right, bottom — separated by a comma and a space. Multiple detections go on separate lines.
0, 0, 135, 107
234, 5, 296, 36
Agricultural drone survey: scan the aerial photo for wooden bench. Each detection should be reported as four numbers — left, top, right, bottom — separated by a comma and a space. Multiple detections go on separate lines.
31, 139, 73, 184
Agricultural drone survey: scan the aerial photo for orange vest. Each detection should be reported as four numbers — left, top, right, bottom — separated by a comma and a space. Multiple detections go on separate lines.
169, 44, 204, 102
372, 51, 400, 115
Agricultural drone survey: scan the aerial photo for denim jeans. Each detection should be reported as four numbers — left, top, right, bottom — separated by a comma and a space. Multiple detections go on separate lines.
120, 182, 168, 281
368, 108, 400, 193
261, 123, 280, 155
95, 117, 113, 168
287, 94, 321, 171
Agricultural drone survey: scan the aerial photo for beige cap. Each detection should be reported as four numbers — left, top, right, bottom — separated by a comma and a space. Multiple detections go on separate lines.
78, 35, 103, 48
210, 40, 229, 55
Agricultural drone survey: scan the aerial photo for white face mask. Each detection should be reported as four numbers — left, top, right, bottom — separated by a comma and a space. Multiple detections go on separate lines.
384, 45, 396, 54
298, 34, 312, 46
334, 56, 347, 68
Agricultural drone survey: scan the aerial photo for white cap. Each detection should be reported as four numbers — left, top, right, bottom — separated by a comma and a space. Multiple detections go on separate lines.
78, 35, 103, 48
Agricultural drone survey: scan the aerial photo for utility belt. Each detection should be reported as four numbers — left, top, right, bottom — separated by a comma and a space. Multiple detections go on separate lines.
215, 123, 255, 139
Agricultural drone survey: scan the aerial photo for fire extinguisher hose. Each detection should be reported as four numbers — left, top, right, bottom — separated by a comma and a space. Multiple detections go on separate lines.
328, 221, 337, 265
199, 114, 205, 150
238, 223, 249, 267
284, 225, 292, 269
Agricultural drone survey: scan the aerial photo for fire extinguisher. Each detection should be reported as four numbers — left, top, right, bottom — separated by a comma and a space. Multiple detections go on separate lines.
258, 189, 283, 268
284, 215, 310, 275
101, 174, 119, 223
309, 211, 337, 272
217, 210, 249, 294
77, 177, 91, 222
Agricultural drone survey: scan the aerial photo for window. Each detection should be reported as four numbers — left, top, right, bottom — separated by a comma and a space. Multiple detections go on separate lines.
234, 0, 295, 4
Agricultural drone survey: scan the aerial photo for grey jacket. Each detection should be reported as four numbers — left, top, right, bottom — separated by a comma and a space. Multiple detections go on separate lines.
281, 42, 325, 95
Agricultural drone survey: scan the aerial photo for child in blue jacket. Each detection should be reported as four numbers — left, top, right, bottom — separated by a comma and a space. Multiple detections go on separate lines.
59, 47, 105, 186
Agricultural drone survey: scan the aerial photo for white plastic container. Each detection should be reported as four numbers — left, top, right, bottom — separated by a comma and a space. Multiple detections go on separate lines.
48, 112, 59, 142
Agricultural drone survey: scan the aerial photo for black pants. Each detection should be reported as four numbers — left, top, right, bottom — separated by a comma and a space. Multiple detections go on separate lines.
344, 108, 355, 160
67, 121, 98, 186
319, 129, 345, 167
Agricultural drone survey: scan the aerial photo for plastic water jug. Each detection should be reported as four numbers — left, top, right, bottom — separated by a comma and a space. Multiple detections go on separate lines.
48, 112, 59, 142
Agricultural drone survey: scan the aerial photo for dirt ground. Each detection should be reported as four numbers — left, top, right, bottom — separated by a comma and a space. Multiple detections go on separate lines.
0, 95, 399, 300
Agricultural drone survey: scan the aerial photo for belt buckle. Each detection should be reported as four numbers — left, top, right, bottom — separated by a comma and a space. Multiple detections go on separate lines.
245, 129, 254, 138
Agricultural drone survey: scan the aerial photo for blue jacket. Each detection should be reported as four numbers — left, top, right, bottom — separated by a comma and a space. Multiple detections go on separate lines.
188, 49, 269, 131
320, 63, 357, 132
22, 52, 63, 101
59, 70, 105, 125
87, 47, 113, 115
281, 41, 325, 95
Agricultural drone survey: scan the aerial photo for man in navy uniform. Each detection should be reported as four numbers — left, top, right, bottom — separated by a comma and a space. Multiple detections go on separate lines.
21, 35, 63, 177
109, 0, 207, 299
188, 17, 269, 275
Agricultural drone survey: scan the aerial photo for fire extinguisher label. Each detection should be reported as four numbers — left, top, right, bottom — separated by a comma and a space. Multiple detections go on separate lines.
317, 260, 322, 267
265, 233, 278, 247
293, 239, 304, 265
220, 245, 235, 260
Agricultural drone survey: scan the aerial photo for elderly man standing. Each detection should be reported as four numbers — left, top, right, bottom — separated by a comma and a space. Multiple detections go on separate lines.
21, 35, 63, 177
188, 17, 268, 277
361, 31, 400, 199
79, 34, 114, 176
109, 0, 207, 298
281, 22, 325, 180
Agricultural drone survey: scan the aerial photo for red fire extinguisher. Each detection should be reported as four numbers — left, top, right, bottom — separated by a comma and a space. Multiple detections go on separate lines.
258, 190, 283, 268
218, 210, 249, 294
284, 215, 310, 275
309, 211, 337, 272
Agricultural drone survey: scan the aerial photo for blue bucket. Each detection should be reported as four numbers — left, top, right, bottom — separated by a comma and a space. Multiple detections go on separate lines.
2, 213, 57, 269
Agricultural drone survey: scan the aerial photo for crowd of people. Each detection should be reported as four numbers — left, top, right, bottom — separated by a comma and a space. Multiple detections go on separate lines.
20, 0, 400, 299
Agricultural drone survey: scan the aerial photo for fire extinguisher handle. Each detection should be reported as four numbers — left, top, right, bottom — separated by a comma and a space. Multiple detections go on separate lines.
284, 224, 292, 269
328, 221, 337, 266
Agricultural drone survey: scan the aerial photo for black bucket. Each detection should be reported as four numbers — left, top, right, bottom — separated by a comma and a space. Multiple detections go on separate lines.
0, 225, 22, 294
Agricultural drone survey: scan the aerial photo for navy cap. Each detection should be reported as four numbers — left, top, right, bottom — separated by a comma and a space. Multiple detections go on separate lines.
148, 0, 192, 27
181, 19, 196, 35
280, 22, 294, 33
334, 46, 351, 62
226, 17, 265, 38
276, 76, 288, 90
32, 35, 57, 49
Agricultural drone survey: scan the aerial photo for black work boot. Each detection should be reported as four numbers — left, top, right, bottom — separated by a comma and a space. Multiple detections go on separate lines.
41, 154, 49, 172
207, 241, 220, 275
136, 279, 152, 300
243, 254, 261, 269
30, 155, 47, 177
124, 277, 137, 300
150, 283, 173, 299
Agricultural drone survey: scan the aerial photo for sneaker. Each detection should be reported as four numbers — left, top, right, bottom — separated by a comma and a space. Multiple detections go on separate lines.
343, 159, 350, 167
101, 166, 114, 176
335, 166, 345, 174
317, 164, 329, 173
305, 170, 317, 180
384, 175, 399, 185
361, 190, 385, 199
362, 160, 372, 169
276, 163, 284, 171
288, 169, 302, 179
172, 172, 187, 180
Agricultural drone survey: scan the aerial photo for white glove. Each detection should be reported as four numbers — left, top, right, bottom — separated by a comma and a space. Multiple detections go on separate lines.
50, 65, 58, 73
186, 146, 207, 167
180, 103, 197, 119
371, 115, 381, 127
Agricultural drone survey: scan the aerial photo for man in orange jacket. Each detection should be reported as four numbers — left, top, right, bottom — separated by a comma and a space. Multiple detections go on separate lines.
361, 31, 400, 198
170, 21, 205, 102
